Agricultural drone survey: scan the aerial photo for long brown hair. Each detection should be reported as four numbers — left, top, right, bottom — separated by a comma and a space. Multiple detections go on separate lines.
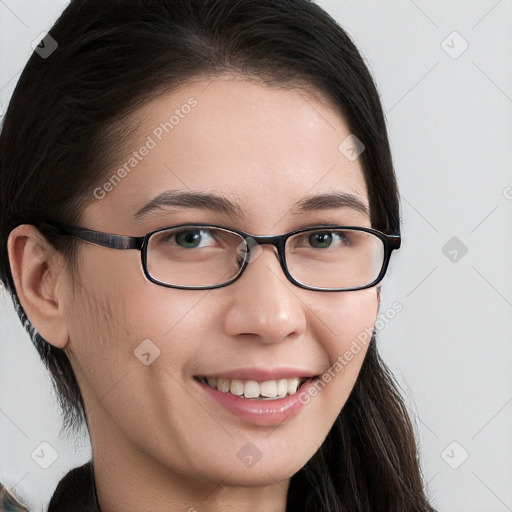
0, 1, 435, 509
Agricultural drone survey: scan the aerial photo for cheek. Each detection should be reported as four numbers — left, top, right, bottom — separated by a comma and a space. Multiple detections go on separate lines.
67, 285, 213, 380
310, 287, 379, 364
67, 245, 212, 354
301, 288, 378, 413
64, 269, 219, 448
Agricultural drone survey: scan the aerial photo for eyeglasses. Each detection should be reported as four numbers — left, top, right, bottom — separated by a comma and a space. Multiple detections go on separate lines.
40, 221, 401, 292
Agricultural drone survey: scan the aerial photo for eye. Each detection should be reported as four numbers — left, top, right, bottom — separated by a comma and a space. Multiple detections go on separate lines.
170, 229, 217, 249
309, 232, 332, 249
308, 231, 349, 249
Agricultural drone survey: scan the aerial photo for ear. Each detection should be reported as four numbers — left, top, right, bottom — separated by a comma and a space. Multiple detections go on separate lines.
7, 224, 70, 349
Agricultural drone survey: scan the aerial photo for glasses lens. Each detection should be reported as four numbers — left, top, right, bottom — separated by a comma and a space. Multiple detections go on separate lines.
146, 226, 385, 290
286, 228, 384, 289
146, 226, 245, 287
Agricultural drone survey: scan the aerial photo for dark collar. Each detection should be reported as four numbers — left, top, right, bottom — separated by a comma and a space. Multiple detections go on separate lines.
48, 462, 101, 512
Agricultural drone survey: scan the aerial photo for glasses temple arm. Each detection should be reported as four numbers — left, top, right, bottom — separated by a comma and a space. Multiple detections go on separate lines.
39, 222, 143, 250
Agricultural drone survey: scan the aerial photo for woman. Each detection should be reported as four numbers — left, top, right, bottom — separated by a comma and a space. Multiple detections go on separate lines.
0, 1, 437, 510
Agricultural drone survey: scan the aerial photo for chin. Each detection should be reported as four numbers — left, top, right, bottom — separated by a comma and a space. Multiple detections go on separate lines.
208, 450, 308, 487
214, 466, 297, 488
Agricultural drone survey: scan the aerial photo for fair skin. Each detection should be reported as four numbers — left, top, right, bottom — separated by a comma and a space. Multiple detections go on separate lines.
9, 76, 379, 512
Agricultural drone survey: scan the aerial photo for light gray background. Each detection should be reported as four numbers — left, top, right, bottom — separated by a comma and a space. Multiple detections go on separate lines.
1, 1, 511, 511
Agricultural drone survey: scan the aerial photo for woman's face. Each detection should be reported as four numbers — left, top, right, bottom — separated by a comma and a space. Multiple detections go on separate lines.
64, 76, 378, 492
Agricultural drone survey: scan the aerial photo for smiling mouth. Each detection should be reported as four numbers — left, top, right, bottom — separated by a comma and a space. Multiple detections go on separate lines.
195, 376, 312, 400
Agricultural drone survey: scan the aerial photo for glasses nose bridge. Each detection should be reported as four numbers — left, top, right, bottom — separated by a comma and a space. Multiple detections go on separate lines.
245, 233, 287, 259
238, 232, 290, 286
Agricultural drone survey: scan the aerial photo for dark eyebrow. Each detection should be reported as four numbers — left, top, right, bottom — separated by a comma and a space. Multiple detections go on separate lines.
292, 192, 369, 216
134, 189, 369, 220
134, 190, 244, 219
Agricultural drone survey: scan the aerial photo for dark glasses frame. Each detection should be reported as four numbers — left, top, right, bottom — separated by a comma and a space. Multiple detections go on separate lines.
38, 221, 401, 292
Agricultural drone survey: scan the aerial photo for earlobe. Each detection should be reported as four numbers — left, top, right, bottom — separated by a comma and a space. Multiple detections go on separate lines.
7, 225, 70, 349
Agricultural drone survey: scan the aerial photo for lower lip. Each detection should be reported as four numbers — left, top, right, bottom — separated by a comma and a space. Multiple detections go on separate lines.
196, 378, 316, 426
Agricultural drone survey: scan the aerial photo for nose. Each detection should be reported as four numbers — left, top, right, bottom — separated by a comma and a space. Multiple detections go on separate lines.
223, 245, 307, 344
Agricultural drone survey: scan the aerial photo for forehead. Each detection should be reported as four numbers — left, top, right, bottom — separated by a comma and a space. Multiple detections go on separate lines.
85, 75, 369, 231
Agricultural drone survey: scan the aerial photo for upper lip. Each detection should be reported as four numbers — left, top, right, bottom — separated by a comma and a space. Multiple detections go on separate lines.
196, 367, 319, 381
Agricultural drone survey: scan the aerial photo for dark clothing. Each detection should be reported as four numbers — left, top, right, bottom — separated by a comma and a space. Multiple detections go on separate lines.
47, 462, 100, 512
1, 463, 99, 512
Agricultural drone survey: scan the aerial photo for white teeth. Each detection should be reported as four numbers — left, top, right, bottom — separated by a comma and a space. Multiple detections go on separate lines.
287, 378, 300, 395
217, 378, 230, 393
201, 376, 307, 399
243, 380, 260, 399
260, 380, 277, 398
277, 378, 288, 397
229, 379, 244, 396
